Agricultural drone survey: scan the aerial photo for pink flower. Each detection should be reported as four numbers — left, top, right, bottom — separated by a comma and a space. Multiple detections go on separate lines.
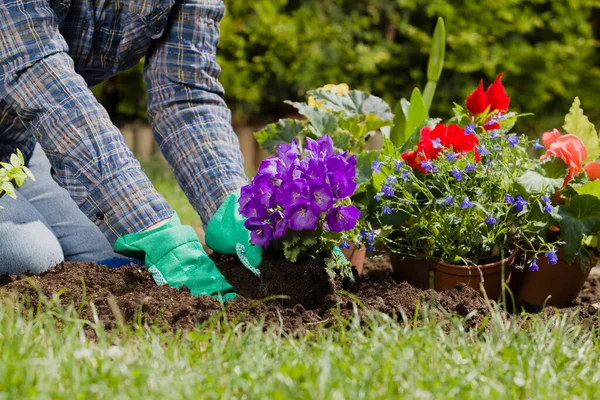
542, 129, 562, 149
585, 162, 600, 181
540, 134, 587, 187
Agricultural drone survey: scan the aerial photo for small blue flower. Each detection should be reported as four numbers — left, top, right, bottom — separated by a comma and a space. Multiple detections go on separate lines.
385, 175, 397, 184
374, 192, 383, 202
382, 205, 393, 215
533, 139, 545, 151
528, 257, 539, 272
446, 152, 458, 162
339, 239, 351, 250
464, 124, 476, 135
541, 195, 551, 203
545, 248, 558, 265
382, 184, 395, 197
464, 163, 476, 173
359, 229, 367, 241
515, 196, 529, 212
504, 194, 515, 204
460, 197, 473, 209
367, 230, 376, 245
490, 132, 500, 139
485, 215, 497, 226
421, 160, 435, 172
395, 161, 405, 171
506, 135, 519, 148
478, 146, 490, 156
444, 196, 454, 205
371, 161, 382, 173
450, 169, 463, 181
432, 138, 444, 149
400, 170, 410, 181
366, 245, 376, 252
541, 195, 555, 213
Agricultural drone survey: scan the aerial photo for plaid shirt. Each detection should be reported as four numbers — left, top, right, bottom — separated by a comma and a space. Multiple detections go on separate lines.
0, 0, 247, 244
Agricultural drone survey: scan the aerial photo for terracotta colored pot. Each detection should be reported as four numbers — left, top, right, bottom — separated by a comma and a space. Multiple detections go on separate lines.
432, 251, 518, 300
509, 251, 597, 308
341, 244, 367, 275
391, 255, 434, 290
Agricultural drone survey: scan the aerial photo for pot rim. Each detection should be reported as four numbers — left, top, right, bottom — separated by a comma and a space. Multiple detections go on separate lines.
432, 249, 518, 270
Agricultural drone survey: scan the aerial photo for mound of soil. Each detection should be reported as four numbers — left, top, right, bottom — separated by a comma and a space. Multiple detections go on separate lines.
1, 257, 599, 334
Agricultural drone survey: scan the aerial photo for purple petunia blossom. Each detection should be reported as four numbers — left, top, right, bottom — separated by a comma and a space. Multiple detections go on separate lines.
309, 180, 335, 211
450, 169, 463, 181
464, 124, 476, 135
325, 205, 360, 233
533, 139, 545, 151
382, 205, 393, 215
286, 201, 321, 231
478, 146, 490, 156
400, 170, 410, 181
244, 219, 273, 247
545, 248, 558, 265
371, 161, 382, 173
395, 161, 405, 171
514, 196, 528, 212
421, 160, 435, 172
444, 196, 454, 205
485, 215, 497, 226
382, 184, 395, 197
464, 163, 476, 173
269, 210, 287, 240
528, 257, 539, 272
506, 135, 519, 148
504, 194, 515, 204
460, 197, 473, 209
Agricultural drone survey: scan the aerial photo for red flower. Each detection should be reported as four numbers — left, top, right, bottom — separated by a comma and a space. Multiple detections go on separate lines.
585, 162, 600, 181
402, 123, 480, 172
465, 73, 511, 117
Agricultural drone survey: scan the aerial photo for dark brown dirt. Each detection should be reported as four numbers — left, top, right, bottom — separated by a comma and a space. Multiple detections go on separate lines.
1, 256, 599, 335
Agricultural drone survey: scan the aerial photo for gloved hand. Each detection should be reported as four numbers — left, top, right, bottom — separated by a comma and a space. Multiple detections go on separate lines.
205, 191, 263, 277
113, 212, 236, 300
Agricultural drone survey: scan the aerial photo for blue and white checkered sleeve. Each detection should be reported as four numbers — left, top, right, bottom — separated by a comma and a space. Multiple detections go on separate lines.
0, 0, 174, 244
144, 0, 248, 226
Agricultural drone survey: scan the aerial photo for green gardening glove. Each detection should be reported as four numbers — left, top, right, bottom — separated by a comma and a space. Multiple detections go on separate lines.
113, 212, 236, 300
205, 191, 263, 277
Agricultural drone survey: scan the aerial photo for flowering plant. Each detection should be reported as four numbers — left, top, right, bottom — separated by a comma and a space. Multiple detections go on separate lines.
366, 75, 560, 269
0, 150, 34, 205
239, 135, 361, 278
516, 97, 600, 269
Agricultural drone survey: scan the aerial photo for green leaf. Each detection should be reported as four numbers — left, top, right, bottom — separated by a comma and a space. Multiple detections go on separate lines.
556, 195, 600, 263
355, 150, 379, 187
309, 90, 393, 121
9, 153, 22, 168
254, 119, 305, 154
422, 81, 437, 112
563, 97, 600, 162
404, 88, 429, 143
389, 100, 407, 147
514, 171, 563, 197
574, 180, 600, 200
427, 17, 446, 83
399, 118, 441, 154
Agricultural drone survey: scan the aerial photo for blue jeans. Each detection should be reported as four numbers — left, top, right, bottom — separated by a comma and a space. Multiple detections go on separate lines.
0, 145, 121, 274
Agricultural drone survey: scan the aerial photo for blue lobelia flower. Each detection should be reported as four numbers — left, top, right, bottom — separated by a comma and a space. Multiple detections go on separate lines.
450, 169, 463, 181
371, 161, 382, 173
506, 135, 519, 148
478, 146, 490, 156
421, 160, 435, 172
382, 205, 393, 215
464, 124, 476, 135
533, 139, 545, 151
432, 138, 444, 149
395, 161, 405, 171
373, 192, 383, 202
528, 257, 539, 272
339, 239, 351, 250
400, 170, 410, 181
504, 194, 515, 204
446, 152, 458, 162
382, 184, 395, 197
485, 215, 497, 226
541, 195, 555, 214
444, 196, 454, 205
514, 196, 529, 212
545, 247, 558, 265
385, 175, 397, 184
460, 197, 473, 209
464, 163, 476, 173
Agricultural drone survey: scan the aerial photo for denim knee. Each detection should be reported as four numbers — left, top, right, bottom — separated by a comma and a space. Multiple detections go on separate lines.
0, 220, 64, 275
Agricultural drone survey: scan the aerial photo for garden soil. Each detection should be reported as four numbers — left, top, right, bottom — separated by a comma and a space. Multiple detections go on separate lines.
1, 255, 599, 334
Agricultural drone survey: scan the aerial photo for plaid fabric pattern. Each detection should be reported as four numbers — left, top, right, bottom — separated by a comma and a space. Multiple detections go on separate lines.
0, 0, 247, 244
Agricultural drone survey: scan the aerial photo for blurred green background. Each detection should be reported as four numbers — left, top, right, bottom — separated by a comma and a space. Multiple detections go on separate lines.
93, 0, 600, 228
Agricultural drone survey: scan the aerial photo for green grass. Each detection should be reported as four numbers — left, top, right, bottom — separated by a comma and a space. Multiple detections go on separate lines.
1, 295, 599, 399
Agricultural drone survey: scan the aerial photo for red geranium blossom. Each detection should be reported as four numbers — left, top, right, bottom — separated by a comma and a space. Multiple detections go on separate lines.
465, 73, 511, 117
402, 123, 480, 172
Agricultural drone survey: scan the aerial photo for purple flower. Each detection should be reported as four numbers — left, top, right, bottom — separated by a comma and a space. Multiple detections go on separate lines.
460, 197, 473, 209
385, 175, 397, 184
545, 248, 558, 265
504, 194, 515, 204
450, 169, 463, 181
444, 196, 454, 205
359, 229, 367, 241
533, 139, 545, 151
325, 205, 360, 232
420, 160, 435, 172
382, 184, 395, 197
514, 196, 529, 212
490, 132, 500, 139
309, 181, 334, 211
276, 140, 300, 167
432, 138, 444, 149
485, 215, 497, 226
528, 257, 539, 272
541, 195, 555, 214
367, 230, 376, 245
305, 135, 334, 160
244, 219, 273, 247
269, 210, 287, 240
303, 158, 327, 181
373, 192, 383, 202
446, 152, 458, 162
478, 146, 490, 156
464, 124, 476, 135
371, 161, 382, 173
506, 135, 519, 148
257, 157, 280, 178
329, 175, 357, 200
240, 198, 269, 220
276, 179, 310, 208
382, 205, 393, 215
395, 161, 405, 171
252, 175, 277, 208
339, 239, 351, 250
286, 201, 321, 231
400, 170, 410, 181
464, 163, 476, 173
